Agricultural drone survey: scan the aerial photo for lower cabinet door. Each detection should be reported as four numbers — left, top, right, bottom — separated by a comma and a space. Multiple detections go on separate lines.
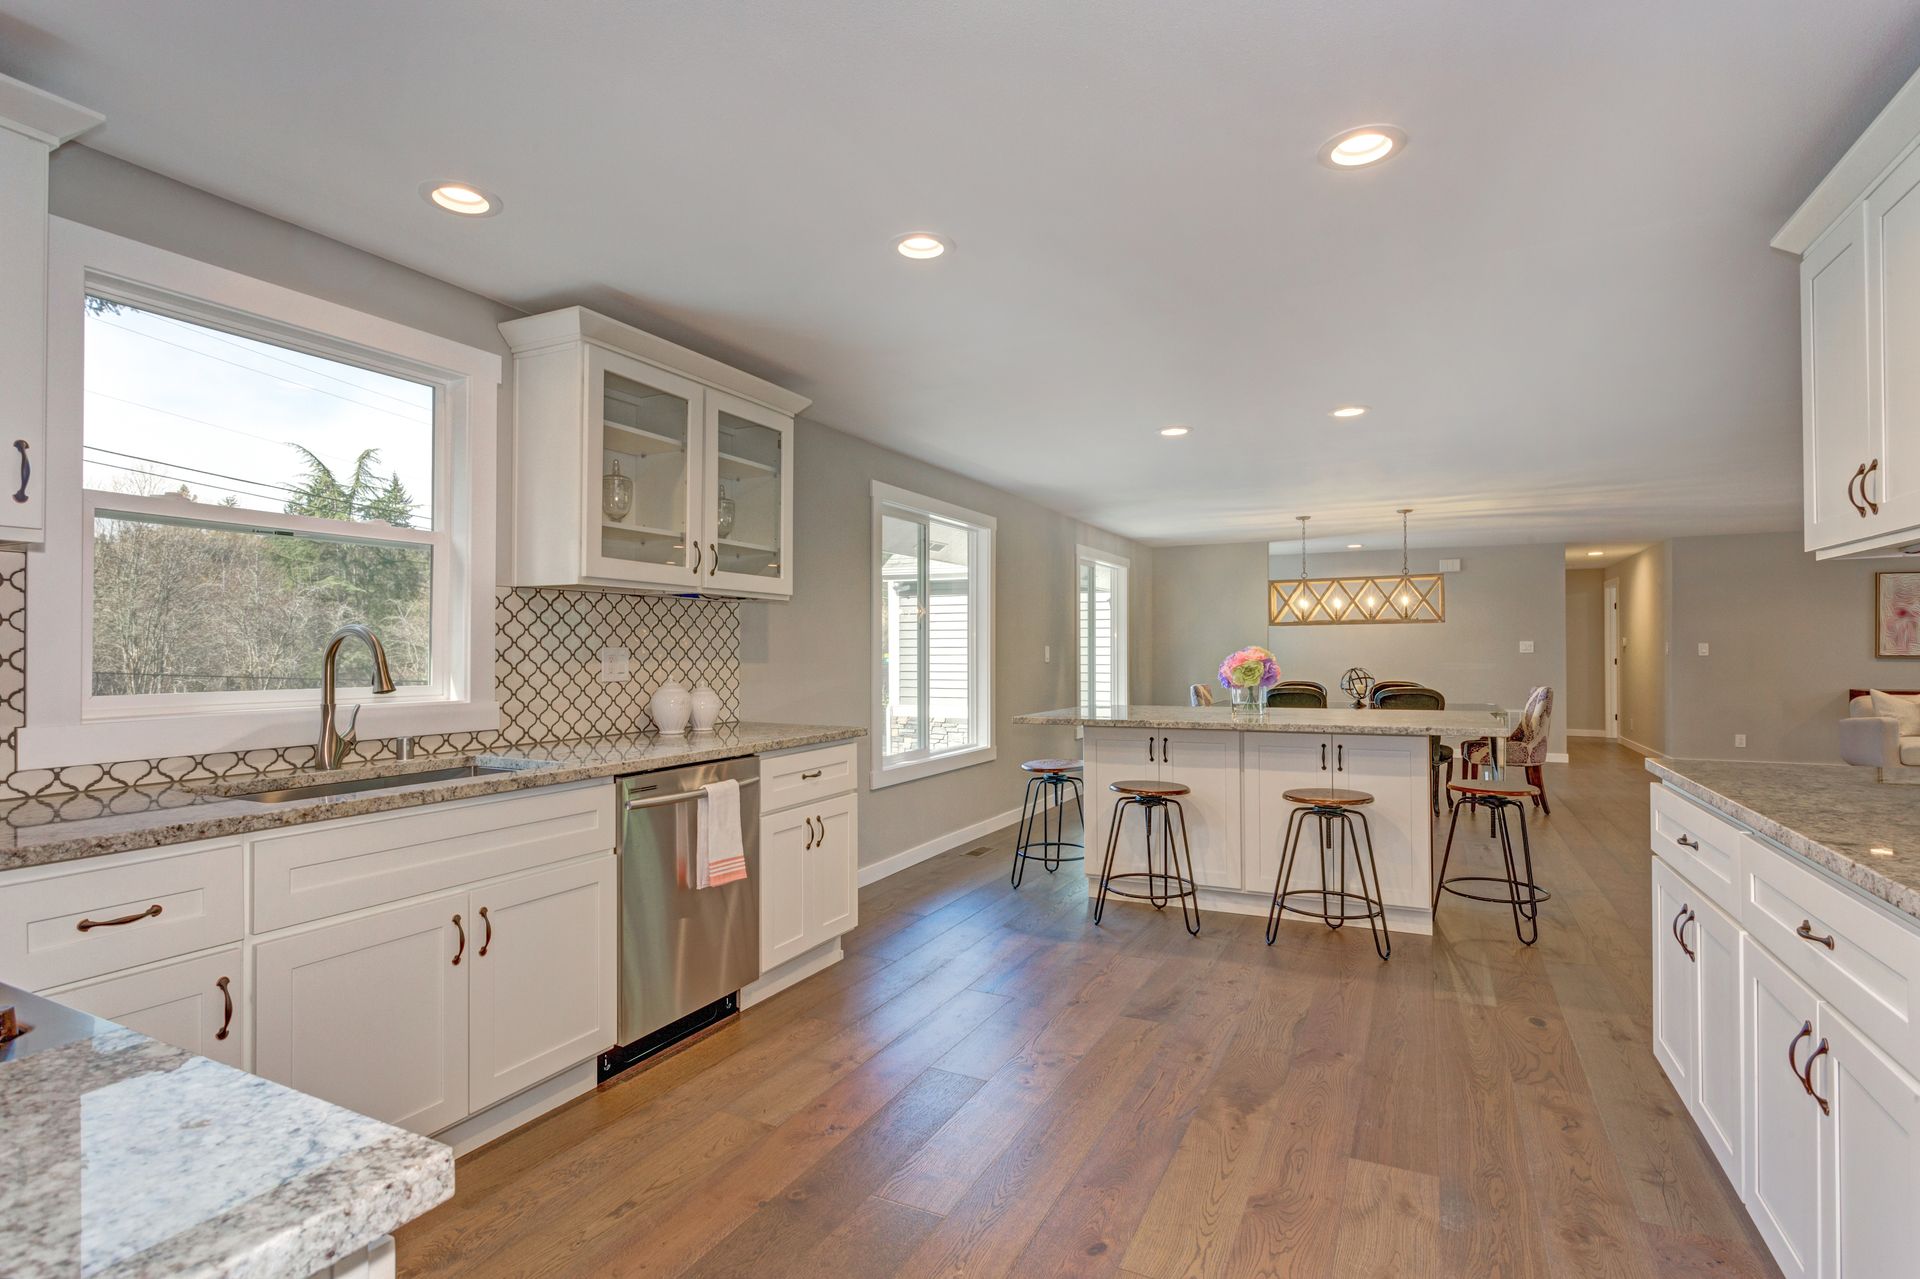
469, 857, 617, 1111
1157, 730, 1242, 890
1084, 729, 1158, 884
1241, 733, 1332, 900
1331, 734, 1427, 909
1745, 934, 1825, 1279
759, 807, 812, 971
804, 794, 859, 943
1820, 1003, 1920, 1279
255, 892, 469, 1135
1651, 857, 1699, 1100
1690, 892, 1745, 1189
52, 947, 244, 1069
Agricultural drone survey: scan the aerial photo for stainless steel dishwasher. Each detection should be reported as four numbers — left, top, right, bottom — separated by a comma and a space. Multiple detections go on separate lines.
598, 755, 760, 1081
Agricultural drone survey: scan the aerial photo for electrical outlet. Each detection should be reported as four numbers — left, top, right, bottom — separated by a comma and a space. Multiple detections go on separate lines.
1044, 644, 1051, 663
599, 646, 630, 682
1698, 642, 1710, 657
1735, 734, 1747, 748
1518, 640, 1534, 654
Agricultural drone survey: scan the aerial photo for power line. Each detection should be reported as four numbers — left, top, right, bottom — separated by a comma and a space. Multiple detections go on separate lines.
85, 459, 296, 508
85, 389, 366, 472
83, 445, 301, 495
142, 308, 432, 412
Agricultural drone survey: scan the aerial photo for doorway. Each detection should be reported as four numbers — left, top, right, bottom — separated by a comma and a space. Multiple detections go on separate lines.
1604, 580, 1620, 740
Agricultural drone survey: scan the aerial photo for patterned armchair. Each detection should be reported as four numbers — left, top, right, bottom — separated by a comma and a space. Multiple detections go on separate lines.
1463, 686, 1553, 813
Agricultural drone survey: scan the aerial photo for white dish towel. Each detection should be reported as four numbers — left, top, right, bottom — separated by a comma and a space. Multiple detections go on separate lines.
697, 778, 746, 888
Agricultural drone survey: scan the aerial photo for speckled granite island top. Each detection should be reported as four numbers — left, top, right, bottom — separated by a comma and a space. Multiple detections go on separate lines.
0, 982, 452, 1278
0, 722, 864, 873
1016, 704, 1511, 737
1648, 757, 1920, 923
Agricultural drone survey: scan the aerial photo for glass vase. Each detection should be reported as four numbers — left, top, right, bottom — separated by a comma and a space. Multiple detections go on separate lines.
1229, 685, 1266, 717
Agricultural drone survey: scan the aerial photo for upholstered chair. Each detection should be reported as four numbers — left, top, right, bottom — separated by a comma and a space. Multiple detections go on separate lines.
1463, 686, 1553, 814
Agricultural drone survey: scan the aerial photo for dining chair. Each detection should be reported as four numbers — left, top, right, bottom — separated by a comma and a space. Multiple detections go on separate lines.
1372, 686, 1453, 811
1189, 683, 1215, 707
1368, 680, 1421, 704
1266, 684, 1329, 708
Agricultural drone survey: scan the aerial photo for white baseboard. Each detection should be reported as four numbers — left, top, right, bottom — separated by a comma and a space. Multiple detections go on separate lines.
1566, 728, 1612, 739
741, 939, 843, 1006
1547, 751, 1570, 764
857, 795, 1057, 887
435, 1058, 597, 1157
1617, 735, 1658, 757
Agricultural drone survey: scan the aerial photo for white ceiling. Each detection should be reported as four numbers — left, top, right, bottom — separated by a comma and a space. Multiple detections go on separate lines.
3, 1, 1918, 551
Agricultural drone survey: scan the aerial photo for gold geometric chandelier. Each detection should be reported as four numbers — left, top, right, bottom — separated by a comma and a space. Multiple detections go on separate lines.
1269, 509, 1445, 626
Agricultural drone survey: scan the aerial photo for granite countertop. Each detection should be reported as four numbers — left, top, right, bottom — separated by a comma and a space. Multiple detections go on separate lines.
0, 722, 864, 874
0, 982, 452, 1278
1648, 757, 1920, 922
1015, 704, 1512, 738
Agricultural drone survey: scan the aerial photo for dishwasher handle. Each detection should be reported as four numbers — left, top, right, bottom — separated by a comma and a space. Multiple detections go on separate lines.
625, 775, 759, 812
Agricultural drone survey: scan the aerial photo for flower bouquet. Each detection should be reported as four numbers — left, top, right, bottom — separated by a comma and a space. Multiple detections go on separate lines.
1218, 645, 1280, 716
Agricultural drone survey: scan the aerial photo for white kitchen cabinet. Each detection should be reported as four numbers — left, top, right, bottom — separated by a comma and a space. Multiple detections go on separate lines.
759, 792, 859, 972
1693, 891, 1745, 1184
255, 892, 471, 1135
0, 75, 100, 547
1652, 856, 1699, 1101
1085, 729, 1244, 890
502, 306, 807, 598
51, 947, 244, 1070
1819, 1003, 1920, 1279
1800, 207, 1877, 553
1745, 933, 1824, 1279
469, 857, 617, 1111
1866, 144, 1920, 537
1241, 733, 1332, 901
1328, 735, 1428, 909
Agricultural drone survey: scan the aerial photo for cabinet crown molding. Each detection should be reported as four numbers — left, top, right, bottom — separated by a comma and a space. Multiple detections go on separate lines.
1776, 64, 1920, 256
499, 305, 810, 417
0, 72, 102, 148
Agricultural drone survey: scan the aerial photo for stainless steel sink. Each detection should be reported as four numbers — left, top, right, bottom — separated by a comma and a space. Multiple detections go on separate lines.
233, 763, 515, 804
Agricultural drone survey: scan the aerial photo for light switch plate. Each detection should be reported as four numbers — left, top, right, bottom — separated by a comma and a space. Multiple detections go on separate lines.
1735, 734, 1747, 748
1518, 640, 1534, 654
599, 646, 630, 682
1698, 642, 1710, 656
1438, 558, 1462, 573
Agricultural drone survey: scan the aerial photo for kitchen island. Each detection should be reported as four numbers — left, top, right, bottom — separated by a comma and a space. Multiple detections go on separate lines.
1015, 704, 1511, 933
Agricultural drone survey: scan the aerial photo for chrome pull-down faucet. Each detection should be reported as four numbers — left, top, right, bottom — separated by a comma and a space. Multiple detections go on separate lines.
316, 623, 396, 769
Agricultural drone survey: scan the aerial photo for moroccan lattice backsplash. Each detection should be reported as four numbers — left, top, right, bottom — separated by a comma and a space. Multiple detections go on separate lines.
0, 550, 741, 802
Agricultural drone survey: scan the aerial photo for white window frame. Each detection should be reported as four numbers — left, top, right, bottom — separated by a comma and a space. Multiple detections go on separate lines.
22, 219, 500, 768
871, 480, 994, 789
1075, 545, 1130, 712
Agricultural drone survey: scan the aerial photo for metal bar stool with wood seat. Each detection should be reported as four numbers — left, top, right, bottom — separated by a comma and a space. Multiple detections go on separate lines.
1093, 779, 1200, 935
1011, 759, 1086, 887
1266, 786, 1390, 959
1434, 775, 1551, 945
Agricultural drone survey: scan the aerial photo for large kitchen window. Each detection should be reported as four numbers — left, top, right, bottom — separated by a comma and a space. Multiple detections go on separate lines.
1076, 547, 1129, 714
872, 482, 994, 788
22, 220, 501, 768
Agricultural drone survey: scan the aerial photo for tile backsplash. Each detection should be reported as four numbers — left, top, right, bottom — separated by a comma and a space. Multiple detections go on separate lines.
0, 551, 741, 801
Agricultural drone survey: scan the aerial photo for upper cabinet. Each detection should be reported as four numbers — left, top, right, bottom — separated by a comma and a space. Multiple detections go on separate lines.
0, 74, 100, 548
1779, 67, 1920, 558
502, 306, 808, 598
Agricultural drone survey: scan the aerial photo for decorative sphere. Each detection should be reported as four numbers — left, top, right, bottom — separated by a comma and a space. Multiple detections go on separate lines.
1340, 667, 1375, 707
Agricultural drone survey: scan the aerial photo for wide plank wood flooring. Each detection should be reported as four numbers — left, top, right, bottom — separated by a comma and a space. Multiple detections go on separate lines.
397, 742, 1779, 1277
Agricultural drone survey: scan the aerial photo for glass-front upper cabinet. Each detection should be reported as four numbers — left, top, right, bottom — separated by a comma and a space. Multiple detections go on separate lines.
701, 390, 792, 596
502, 306, 806, 599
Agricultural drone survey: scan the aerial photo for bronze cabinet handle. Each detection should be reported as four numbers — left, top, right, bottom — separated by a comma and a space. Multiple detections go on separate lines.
800, 769, 822, 780
76, 903, 163, 932
1848, 463, 1868, 516
1321, 742, 1328, 771
452, 913, 466, 965
1802, 1038, 1831, 1114
1148, 736, 1155, 763
1162, 736, 1170, 763
710, 542, 719, 576
1337, 743, 1345, 771
215, 976, 233, 1040
11, 440, 28, 504
1671, 903, 1689, 948
1796, 919, 1836, 950
802, 816, 814, 850
1679, 910, 1696, 962
1675, 834, 1699, 850
1789, 1020, 1813, 1090
691, 541, 702, 574
1864, 459, 1881, 514
478, 906, 492, 958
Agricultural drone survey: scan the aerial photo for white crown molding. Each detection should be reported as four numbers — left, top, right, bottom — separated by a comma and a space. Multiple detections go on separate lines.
0, 72, 102, 148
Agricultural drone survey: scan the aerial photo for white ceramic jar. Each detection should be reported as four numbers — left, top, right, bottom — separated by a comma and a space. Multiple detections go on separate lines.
689, 686, 721, 732
649, 682, 692, 735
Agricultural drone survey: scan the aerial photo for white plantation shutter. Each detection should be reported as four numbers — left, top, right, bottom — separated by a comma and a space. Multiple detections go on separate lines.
1077, 551, 1127, 714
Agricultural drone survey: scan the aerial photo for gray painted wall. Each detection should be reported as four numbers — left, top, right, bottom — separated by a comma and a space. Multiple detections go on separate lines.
1610, 544, 1670, 754
737, 419, 1154, 870
1148, 542, 1270, 703
1565, 567, 1608, 734
1666, 532, 1920, 763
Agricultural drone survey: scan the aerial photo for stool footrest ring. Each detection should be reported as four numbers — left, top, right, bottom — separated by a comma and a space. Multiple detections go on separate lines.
1435, 875, 1551, 907
1272, 888, 1388, 924
1100, 870, 1200, 905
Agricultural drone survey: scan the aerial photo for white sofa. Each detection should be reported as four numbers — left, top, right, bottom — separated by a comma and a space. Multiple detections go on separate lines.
1838, 690, 1920, 783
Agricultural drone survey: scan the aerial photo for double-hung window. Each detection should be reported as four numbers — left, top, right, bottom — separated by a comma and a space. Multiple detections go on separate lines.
872, 482, 994, 787
1076, 547, 1129, 714
22, 220, 500, 768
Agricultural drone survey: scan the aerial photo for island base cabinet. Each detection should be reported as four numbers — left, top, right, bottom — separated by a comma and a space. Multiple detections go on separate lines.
50, 947, 244, 1070
1745, 934, 1824, 1279
1819, 1005, 1920, 1279
1328, 736, 1428, 909
1083, 729, 1241, 890
468, 858, 616, 1112
1242, 735, 1334, 901
256, 893, 469, 1135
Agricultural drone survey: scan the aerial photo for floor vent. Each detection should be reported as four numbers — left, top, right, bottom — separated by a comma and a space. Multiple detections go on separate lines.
963, 845, 994, 857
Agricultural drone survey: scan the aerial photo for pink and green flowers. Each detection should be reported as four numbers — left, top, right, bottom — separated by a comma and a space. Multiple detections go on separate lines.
1218, 645, 1281, 692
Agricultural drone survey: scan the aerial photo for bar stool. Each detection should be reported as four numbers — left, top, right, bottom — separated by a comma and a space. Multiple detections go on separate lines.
1434, 776, 1551, 945
1011, 759, 1086, 888
1093, 779, 1200, 935
1266, 787, 1390, 959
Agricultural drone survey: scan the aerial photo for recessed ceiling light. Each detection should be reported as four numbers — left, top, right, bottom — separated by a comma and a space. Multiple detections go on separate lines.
1587, 550, 1604, 557
1347, 543, 1363, 549
1318, 125, 1407, 169
1159, 426, 1190, 437
421, 181, 501, 217
1330, 405, 1368, 419
895, 232, 948, 260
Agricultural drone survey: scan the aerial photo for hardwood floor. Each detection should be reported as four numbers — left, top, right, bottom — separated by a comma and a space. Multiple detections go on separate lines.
396, 742, 1780, 1277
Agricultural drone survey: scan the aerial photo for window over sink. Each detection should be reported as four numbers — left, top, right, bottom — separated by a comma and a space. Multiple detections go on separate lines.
22, 221, 501, 769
